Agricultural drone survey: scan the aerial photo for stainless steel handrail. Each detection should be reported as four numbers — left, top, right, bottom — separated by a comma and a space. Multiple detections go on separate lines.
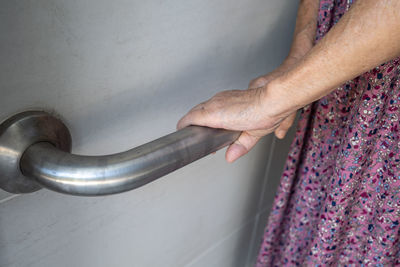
0, 111, 239, 196
20, 125, 239, 196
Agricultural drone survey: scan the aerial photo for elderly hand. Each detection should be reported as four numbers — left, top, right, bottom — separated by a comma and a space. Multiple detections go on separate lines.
176, 0, 318, 163
177, 56, 305, 163
177, 71, 296, 163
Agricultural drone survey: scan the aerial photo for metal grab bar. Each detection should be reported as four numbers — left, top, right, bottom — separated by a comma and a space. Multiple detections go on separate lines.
0, 111, 240, 196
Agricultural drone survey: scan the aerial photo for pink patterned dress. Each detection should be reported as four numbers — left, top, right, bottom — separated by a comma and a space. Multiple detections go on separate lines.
256, 0, 400, 266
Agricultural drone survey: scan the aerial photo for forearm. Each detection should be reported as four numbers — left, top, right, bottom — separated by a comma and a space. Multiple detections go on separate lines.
283, 0, 319, 66
270, 0, 400, 115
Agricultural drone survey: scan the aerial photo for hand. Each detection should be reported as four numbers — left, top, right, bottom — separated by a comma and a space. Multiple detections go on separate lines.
177, 83, 291, 163
248, 61, 299, 139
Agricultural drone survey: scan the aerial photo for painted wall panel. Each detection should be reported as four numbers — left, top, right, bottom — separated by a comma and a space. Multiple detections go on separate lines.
0, 0, 298, 266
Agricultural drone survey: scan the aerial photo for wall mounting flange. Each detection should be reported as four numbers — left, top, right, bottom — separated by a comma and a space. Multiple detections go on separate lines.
0, 111, 71, 193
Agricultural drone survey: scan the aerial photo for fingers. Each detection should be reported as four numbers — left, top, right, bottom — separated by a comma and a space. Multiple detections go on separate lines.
177, 89, 247, 130
274, 112, 296, 139
177, 109, 202, 130
177, 102, 209, 130
225, 132, 260, 163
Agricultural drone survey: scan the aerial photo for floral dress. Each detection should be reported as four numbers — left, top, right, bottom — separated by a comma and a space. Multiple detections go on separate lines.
256, 0, 400, 266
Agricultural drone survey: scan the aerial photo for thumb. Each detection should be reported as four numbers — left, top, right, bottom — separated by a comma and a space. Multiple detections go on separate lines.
225, 132, 260, 163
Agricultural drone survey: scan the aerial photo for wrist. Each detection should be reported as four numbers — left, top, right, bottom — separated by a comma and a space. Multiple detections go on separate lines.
259, 39, 316, 120
280, 46, 313, 72
285, 34, 315, 65
260, 75, 301, 121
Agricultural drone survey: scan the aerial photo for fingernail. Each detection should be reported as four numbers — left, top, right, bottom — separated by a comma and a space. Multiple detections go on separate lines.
276, 130, 285, 139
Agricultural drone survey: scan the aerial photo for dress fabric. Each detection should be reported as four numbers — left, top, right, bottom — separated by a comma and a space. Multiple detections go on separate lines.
256, 0, 400, 266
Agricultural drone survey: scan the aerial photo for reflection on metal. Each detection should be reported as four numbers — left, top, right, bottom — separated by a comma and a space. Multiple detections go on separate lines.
0, 111, 71, 193
0, 111, 239, 196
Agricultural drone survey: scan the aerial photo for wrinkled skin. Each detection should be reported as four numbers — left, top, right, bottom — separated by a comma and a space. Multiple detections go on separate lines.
177, 63, 299, 163
178, 0, 400, 163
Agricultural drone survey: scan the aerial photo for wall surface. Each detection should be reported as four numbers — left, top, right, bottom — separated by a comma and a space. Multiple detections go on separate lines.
0, 1, 298, 266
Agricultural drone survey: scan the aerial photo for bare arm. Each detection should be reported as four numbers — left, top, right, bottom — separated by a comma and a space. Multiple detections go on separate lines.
249, 0, 319, 139
250, 0, 319, 85
284, 0, 319, 65
178, 0, 400, 162
268, 0, 400, 117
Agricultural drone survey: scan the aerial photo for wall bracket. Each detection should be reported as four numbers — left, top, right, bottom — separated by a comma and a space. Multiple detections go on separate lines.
0, 111, 72, 193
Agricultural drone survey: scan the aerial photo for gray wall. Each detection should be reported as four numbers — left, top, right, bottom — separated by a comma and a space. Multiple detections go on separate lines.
0, 1, 298, 266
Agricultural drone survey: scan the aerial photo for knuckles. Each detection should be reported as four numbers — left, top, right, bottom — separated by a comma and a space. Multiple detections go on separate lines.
248, 77, 268, 89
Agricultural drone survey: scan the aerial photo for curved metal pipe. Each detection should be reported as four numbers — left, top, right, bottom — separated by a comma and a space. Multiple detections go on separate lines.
20, 126, 240, 196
